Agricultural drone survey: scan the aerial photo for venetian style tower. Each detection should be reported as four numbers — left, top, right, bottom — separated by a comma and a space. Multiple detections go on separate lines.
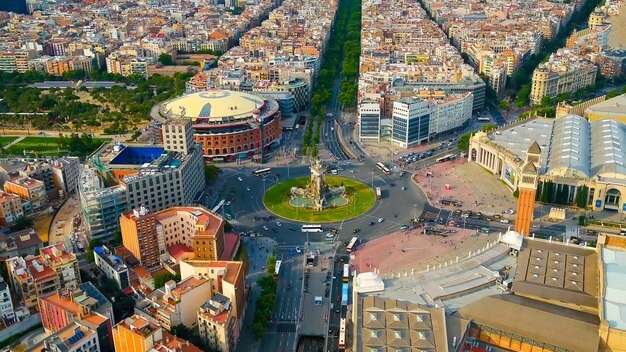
515, 142, 541, 236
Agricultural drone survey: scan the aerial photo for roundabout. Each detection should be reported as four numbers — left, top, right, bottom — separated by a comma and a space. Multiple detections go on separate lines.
263, 175, 376, 223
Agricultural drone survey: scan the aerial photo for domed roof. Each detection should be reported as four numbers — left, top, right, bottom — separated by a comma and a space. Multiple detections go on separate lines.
163, 90, 265, 120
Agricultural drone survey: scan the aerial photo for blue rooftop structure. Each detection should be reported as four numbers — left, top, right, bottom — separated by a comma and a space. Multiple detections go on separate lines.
109, 146, 165, 165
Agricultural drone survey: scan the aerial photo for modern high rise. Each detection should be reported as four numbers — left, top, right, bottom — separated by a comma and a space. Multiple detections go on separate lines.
358, 100, 381, 142
391, 97, 431, 148
120, 206, 225, 268
515, 143, 541, 236
80, 140, 206, 242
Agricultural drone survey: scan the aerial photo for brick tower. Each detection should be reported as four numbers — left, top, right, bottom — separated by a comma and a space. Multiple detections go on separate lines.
515, 142, 541, 236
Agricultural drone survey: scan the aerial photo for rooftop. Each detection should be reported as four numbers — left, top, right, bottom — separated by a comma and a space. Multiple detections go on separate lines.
456, 294, 600, 352
94, 246, 128, 272
601, 246, 626, 330
585, 93, 626, 115
162, 90, 265, 120
512, 237, 598, 308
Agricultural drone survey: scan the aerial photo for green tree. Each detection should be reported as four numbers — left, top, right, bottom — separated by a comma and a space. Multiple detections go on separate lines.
158, 53, 174, 65
153, 272, 181, 288
86, 239, 103, 263
515, 85, 531, 108
606, 89, 619, 99
204, 164, 219, 183
578, 215, 587, 226
457, 132, 472, 151
11, 216, 33, 231
512, 188, 519, 198
575, 185, 588, 208
498, 100, 512, 118
481, 123, 497, 132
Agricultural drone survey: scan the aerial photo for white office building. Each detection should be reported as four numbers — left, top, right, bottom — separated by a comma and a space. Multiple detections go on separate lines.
359, 100, 381, 142
391, 97, 431, 148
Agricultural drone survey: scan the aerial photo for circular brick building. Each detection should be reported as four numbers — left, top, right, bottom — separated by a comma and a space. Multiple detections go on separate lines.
159, 90, 282, 161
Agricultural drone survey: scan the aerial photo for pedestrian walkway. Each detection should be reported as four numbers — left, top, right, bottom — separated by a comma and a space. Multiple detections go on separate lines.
2, 135, 25, 149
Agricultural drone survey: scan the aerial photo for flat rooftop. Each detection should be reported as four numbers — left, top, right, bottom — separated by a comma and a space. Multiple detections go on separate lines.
602, 246, 626, 330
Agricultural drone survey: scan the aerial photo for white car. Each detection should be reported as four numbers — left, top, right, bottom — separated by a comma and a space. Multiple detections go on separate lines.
377, 218, 384, 223
225, 201, 231, 206
246, 187, 251, 191
325, 233, 335, 238
237, 176, 243, 181
263, 225, 269, 231
276, 221, 282, 227
499, 219, 510, 224
296, 247, 302, 253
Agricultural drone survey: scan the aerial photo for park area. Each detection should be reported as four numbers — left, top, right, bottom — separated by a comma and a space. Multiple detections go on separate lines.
0, 136, 17, 147
3, 135, 110, 157
263, 176, 376, 222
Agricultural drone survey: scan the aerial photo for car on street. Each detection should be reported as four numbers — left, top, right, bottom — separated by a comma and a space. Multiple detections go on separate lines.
263, 226, 269, 231
225, 201, 231, 206
326, 233, 335, 238
336, 295, 341, 302
246, 187, 251, 191
237, 176, 243, 181
276, 221, 282, 227
532, 224, 541, 228
377, 218, 384, 223
353, 228, 360, 233
296, 247, 302, 253
500, 219, 510, 223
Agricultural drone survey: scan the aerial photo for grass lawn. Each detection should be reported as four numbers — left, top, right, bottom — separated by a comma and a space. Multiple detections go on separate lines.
263, 176, 376, 223
0, 136, 18, 147
4, 136, 110, 156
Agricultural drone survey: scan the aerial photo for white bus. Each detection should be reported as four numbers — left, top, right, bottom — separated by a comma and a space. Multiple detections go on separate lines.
477, 117, 490, 122
273, 260, 281, 279
301, 224, 324, 233
436, 154, 455, 163
342, 264, 350, 283
338, 318, 346, 349
375, 187, 381, 199
211, 199, 225, 214
346, 237, 359, 252
376, 162, 391, 175
253, 167, 272, 176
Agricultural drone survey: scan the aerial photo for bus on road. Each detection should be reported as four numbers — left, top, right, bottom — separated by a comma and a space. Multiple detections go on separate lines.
346, 237, 359, 252
477, 117, 490, 122
375, 187, 381, 199
253, 167, 272, 176
338, 318, 346, 349
341, 283, 349, 304
342, 264, 350, 283
436, 154, 455, 163
273, 260, 281, 279
376, 162, 391, 175
211, 200, 226, 214
301, 224, 324, 233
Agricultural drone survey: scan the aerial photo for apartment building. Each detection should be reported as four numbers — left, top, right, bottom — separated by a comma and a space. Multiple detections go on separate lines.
93, 246, 130, 289
36, 283, 114, 351
120, 206, 225, 268
0, 228, 43, 258
38, 282, 113, 333
156, 276, 211, 330
530, 49, 598, 105
0, 277, 15, 324
4, 176, 48, 212
198, 294, 237, 352
41, 243, 81, 290
25, 322, 101, 352
180, 260, 246, 323
599, 48, 626, 78
0, 51, 32, 73
6, 256, 60, 309
112, 314, 164, 352
0, 191, 24, 226
391, 97, 432, 148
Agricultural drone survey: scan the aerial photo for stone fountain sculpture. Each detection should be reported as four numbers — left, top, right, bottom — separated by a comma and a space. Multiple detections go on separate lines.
291, 158, 346, 211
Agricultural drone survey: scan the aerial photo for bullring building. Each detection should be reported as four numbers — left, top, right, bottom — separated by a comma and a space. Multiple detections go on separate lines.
158, 90, 282, 162
468, 115, 626, 213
